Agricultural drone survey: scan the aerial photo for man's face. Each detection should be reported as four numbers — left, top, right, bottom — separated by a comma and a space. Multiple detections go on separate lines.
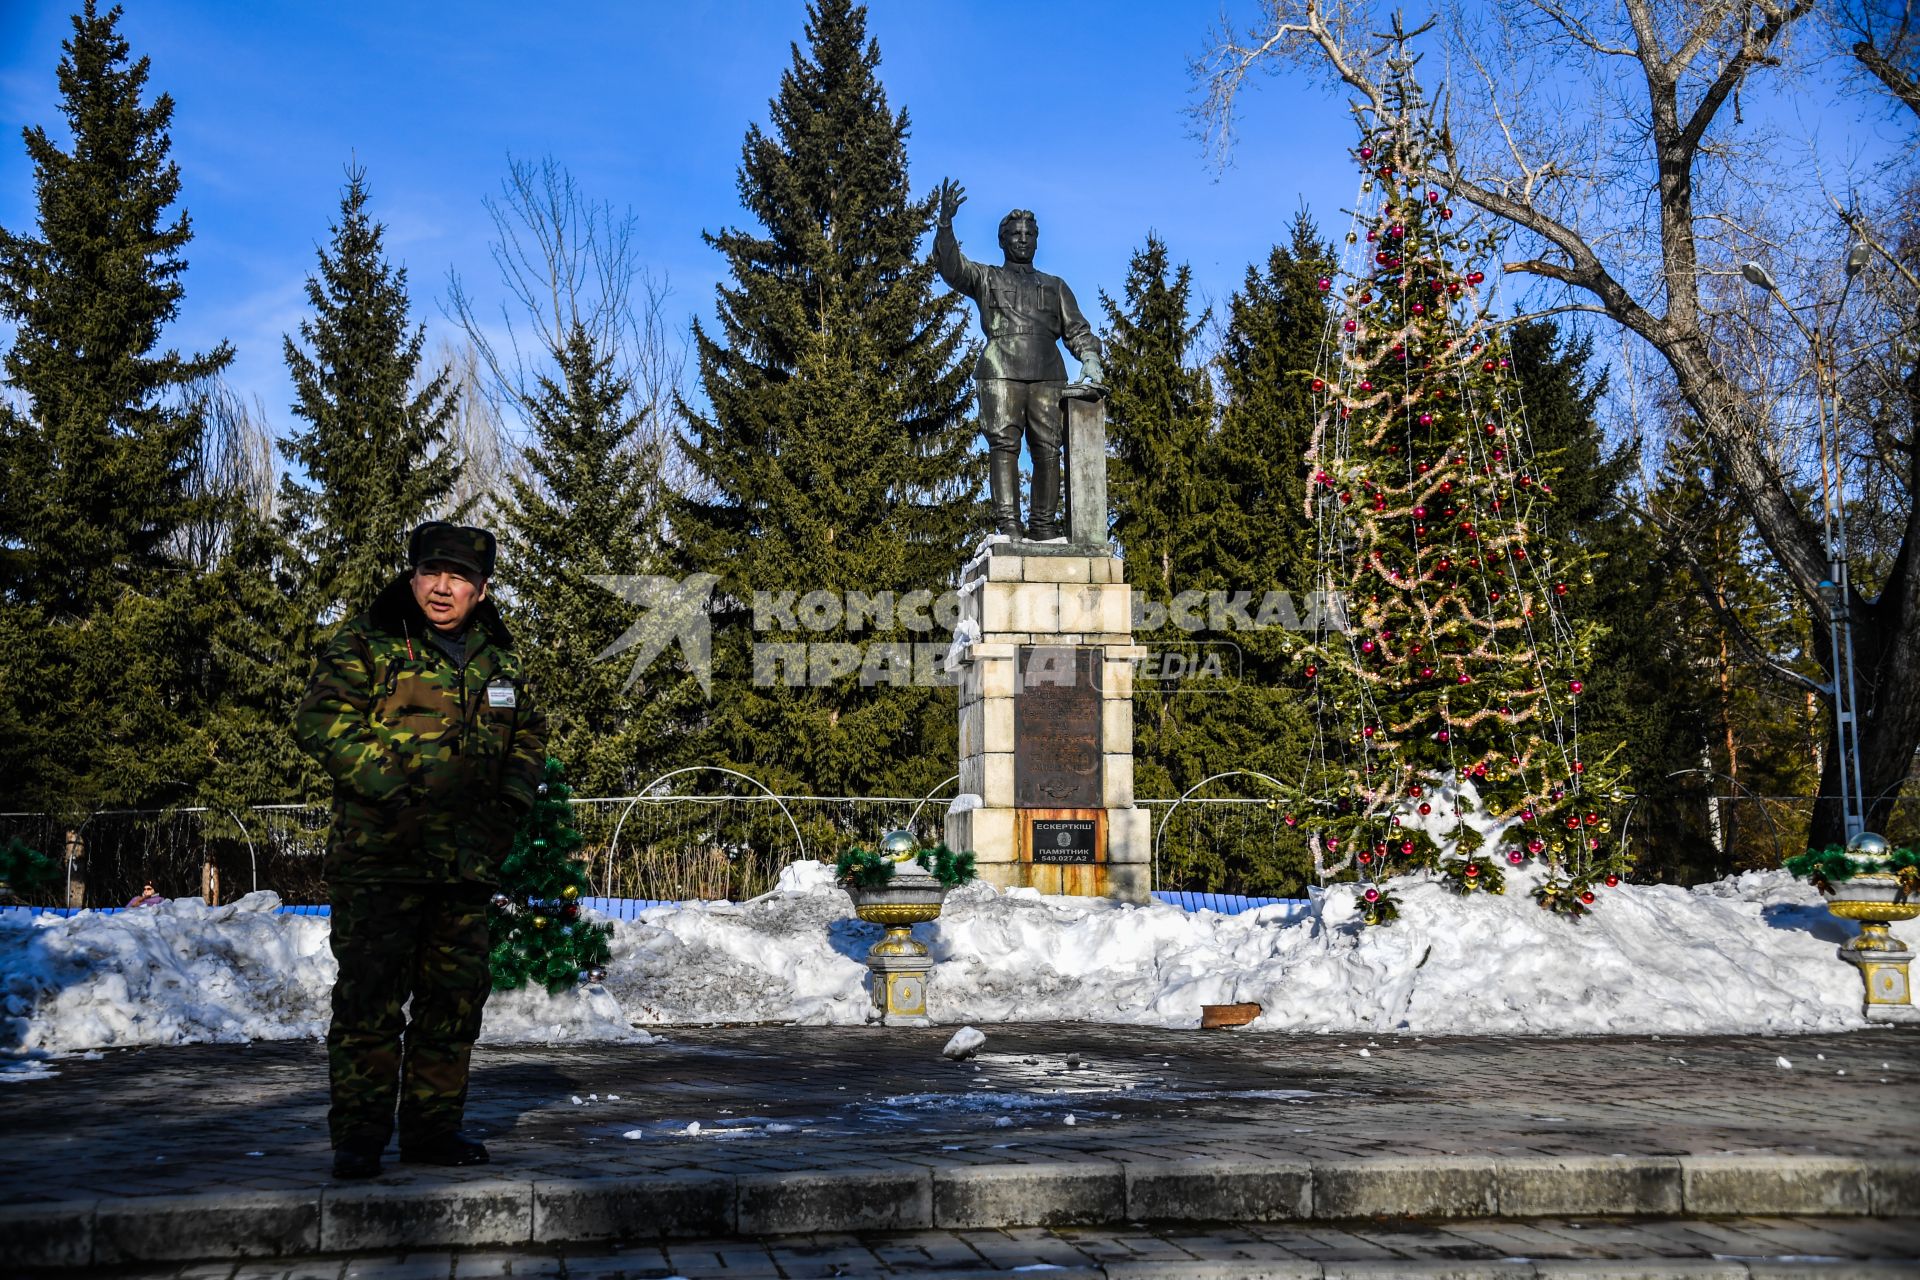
999, 218, 1037, 265
411, 560, 487, 633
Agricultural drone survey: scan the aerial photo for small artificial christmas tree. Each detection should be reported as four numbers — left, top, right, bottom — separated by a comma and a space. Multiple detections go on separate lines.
1293, 56, 1626, 918
488, 757, 613, 992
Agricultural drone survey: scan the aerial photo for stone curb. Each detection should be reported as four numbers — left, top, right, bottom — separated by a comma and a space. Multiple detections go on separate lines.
4, 1154, 1911, 1268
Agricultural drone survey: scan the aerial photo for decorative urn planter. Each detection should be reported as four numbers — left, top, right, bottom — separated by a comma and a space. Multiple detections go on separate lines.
1820, 832, 1920, 1023
847, 829, 946, 1026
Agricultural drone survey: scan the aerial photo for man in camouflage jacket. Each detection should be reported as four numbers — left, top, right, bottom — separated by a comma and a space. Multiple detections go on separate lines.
296, 522, 547, 1179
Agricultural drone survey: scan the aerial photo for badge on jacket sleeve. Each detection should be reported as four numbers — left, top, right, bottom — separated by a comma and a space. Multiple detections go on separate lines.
486, 679, 517, 709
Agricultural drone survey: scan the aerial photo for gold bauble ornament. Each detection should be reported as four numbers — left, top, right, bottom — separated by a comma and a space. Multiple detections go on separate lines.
532, 915, 549, 930
560, 884, 580, 902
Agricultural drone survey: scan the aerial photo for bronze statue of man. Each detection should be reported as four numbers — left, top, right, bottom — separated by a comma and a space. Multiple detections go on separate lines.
935, 180, 1104, 541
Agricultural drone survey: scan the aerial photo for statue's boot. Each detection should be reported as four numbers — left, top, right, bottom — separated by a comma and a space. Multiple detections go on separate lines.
1026, 436, 1064, 541
989, 451, 1024, 539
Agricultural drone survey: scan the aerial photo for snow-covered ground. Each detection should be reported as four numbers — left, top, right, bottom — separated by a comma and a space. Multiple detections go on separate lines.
2, 862, 1912, 1063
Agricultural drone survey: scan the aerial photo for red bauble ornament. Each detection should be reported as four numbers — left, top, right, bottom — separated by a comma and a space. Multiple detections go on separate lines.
1437, 730, 1450, 743
1527, 838, 1545, 854
1572, 761, 1585, 774
1317, 277, 1332, 291
1604, 874, 1619, 887
1580, 890, 1596, 904
1344, 320, 1357, 332
1285, 814, 1297, 826
1418, 803, 1432, 816
1359, 146, 1374, 159
1465, 864, 1480, 878
1569, 680, 1584, 694
1400, 840, 1414, 854
1508, 850, 1524, 865
1364, 887, 1380, 902
1304, 665, 1317, 678
1468, 271, 1485, 284
1554, 582, 1568, 596
1312, 378, 1326, 392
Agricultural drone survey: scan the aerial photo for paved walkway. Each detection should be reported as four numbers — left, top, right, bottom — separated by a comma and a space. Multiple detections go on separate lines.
2, 1025, 1916, 1269
46, 1217, 1920, 1278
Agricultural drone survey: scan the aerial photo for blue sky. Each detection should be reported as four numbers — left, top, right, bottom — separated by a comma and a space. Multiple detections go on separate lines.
0, 1, 1353, 432
0, 2, 1901, 441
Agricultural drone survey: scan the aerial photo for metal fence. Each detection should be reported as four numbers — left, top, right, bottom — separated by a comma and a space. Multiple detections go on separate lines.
3, 788, 1915, 910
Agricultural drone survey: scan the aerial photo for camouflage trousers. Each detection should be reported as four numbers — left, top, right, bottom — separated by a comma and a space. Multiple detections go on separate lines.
326, 880, 492, 1150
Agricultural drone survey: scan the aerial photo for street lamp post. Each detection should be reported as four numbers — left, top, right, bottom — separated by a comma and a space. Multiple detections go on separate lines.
1741, 257, 1868, 843
1746, 252, 1917, 1022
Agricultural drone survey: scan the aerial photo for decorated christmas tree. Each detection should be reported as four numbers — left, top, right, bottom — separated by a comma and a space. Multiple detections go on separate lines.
488, 757, 613, 991
1292, 61, 1626, 921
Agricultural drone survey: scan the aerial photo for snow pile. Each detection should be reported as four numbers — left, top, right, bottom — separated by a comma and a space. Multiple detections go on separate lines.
2, 867, 1913, 1055
0, 891, 647, 1055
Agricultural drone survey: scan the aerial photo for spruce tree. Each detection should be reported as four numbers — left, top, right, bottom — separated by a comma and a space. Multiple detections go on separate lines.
1505, 322, 1714, 882
497, 325, 678, 795
671, 0, 977, 802
278, 167, 462, 626
0, 3, 243, 814
0, 1, 232, 612
1212, 215, 1335, 602
1298, 76, 1627, 918
1104, 235, 1217, 603
1104, 236, 1321, 895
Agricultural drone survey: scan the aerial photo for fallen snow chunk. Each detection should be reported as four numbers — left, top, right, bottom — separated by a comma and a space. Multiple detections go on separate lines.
943, 1026, 986, 1060
772, 858, 839, 895
1063, 1113, 1077, 1126
607, 1094, 619, 1101
571, 1095, 584, 1105
1357, 1048, 1371, 1058
1777, 1056, 1793, 1070
995, 1116, 1014, 1127
685, 1121, 702, 1135
622, 1129, 644, 1140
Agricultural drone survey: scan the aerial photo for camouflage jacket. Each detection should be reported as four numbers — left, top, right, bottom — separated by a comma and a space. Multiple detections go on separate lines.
296, 574, 548, 885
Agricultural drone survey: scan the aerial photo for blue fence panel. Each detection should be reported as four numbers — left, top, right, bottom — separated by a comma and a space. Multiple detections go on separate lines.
1150, 890, 1309, 918
8, 893, 1312, 922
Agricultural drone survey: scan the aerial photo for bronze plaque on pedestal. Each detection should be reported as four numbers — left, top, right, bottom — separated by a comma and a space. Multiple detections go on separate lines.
1014, 645, 1103, 807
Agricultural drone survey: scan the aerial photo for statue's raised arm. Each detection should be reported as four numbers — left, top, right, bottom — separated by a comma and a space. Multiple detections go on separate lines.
932, 181, 1104, 543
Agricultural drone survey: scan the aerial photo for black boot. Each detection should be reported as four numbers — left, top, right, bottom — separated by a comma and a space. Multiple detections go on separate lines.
332, 1141, 384, 1180
399, 1132, 490, 1167
988, 451, 1024, 539
1026, 435, 1064, 541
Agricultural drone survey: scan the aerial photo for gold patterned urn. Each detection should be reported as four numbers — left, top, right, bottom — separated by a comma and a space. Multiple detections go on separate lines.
1823, 832, 1920, 1023
848, 829, 946, 1026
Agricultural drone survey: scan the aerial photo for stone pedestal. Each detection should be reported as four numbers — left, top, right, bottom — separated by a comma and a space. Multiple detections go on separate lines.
944, 540, 1149, 904
1827, 874, 1920, 1024
1839, 925, 1920, 1024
